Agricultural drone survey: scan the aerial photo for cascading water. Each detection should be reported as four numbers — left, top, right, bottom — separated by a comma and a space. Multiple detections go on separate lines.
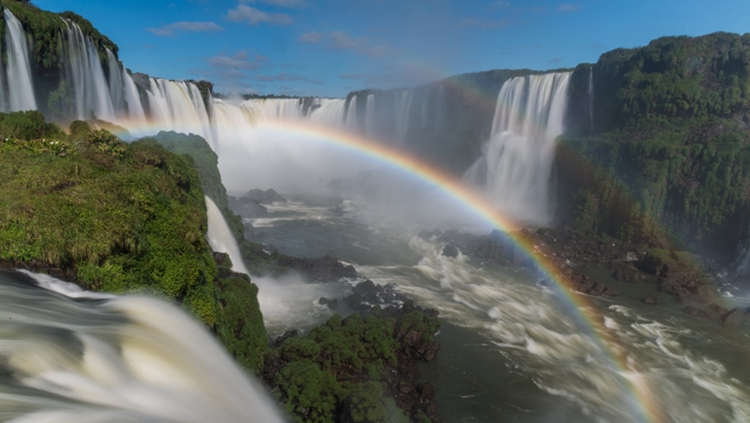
589, 67, 595, 132
205, 195, 249, 275
365, 94, 375, 137
345, 94, 358, 129
309, 98, 346, 126
394, 90, 414, 144
62, 20, 116, 121
464, 72, 571, 226
4, 9, 36, 112
242, 98, 304, 120
0, 269, 284, 423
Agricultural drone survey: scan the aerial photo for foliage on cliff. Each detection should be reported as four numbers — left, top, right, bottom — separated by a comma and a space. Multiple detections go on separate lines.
559, 32, 750, 257
264, 305, 440, 423
0, 113, 222, 324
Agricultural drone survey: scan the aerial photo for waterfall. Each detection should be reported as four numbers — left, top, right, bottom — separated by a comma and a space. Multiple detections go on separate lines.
4, 9, 36, 112
464, 72, 571, 226
309, 98, 346, 126
61, 20, 116, 121
107, 49, 125, 117
395, 90, 414, 144
0, 270, 283, 423
588, 67, 594, 132
365, 94, 375, 137
345, 95, 358, 130
205, 196, 249, 275
242, 98, 304, 120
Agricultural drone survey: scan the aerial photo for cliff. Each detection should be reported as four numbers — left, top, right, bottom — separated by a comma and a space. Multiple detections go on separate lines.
558, 32, 750, 258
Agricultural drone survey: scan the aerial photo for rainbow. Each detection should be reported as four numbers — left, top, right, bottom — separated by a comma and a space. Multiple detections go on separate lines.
111, 117, 664, 422
248, 120, 664, 423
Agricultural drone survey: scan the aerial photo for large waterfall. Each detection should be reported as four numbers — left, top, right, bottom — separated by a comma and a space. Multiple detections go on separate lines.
3, 9, 36, 112
205, 196, 250, 275
463, 72, 571, 226
0, 270, 284, 423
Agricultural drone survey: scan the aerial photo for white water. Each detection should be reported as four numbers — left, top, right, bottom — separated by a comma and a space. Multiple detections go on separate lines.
205, 196, 249, 275
0, 269, 284, 423
464, 72, 571, 226
365, 93, 375, 137
4, 10, 36, 112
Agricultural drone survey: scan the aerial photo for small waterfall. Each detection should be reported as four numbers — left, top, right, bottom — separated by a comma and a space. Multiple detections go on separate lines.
146, 78, 214, 145
394, 90, 414, 143
242, 98, 304, 120
309, 98, 346, 126
0, 270, 283, 423
62, 20, 116, 121
464, 72, 571, 226
364, 94, 375, 137
345, 95, 358, 129
106, 49, 125, 117
588, 67, 594, 132
205, 196, 249, 275
122, 70, 146, 121
4, 9, 36, 111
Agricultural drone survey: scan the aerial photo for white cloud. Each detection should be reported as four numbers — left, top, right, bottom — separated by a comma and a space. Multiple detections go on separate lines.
557, 4, 582, 12
300, 30, 396, 58
208, 51, 266, 71
227, 4, 293, 26
240, 0, 306, 8
458, 17, 515, 29
298, 31, 324, 43
146, 21, 222, 37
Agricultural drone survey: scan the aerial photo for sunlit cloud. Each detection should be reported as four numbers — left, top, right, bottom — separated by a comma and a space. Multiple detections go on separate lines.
557, 4, 582, 12
459, 17, 515, 29
299, 30, 396, 58
488, 1, 511, 10
227, 4, 293, 25
208, 51, 267, 71
254, 73, 322, 84
240, 0, 307, 8
146, 21, 222, 37
299, 31, 324, 43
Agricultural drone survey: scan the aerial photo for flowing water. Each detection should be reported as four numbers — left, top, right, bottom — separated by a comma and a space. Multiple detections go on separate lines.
0, 270, 284, 423
244, 193, 750, 423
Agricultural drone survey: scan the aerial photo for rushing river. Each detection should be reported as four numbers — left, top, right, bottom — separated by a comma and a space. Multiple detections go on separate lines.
0, 270, 283, 423
248, 193, 750, 423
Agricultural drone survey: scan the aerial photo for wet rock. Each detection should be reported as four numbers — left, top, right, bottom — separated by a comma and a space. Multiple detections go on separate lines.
441, 244, 459, 258
418, 229, 443, 239
242, 188, 287, 204
274, 329, 298, 347
642, 296, 659, 305
683, 306, 710, 320
274, 254, 357, 282
319, 297, 339, 310
707, 303, 729, 315
345, 280, 407, 312
612, 262, 641, 283
603, 286, 619, 296
227, 196, 267, 217
721, 307, 750, 326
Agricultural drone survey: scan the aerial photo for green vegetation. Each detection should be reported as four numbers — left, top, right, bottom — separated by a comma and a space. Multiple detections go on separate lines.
0, 112, 220, 324
560, 32, 750, 257
267, 308, 439, 423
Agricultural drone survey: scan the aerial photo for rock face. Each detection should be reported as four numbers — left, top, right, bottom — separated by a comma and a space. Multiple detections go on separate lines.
273, 254, 358, 282
227, 195, 268, 217
722, 307, 750, 326
242, 188, 287, 204
344, 280, 408, 313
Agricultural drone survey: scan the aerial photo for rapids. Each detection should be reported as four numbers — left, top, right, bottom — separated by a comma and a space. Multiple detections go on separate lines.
0, 270, 284, 423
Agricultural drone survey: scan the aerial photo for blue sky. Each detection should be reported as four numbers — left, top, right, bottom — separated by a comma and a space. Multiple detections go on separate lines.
34, 0, 750, 97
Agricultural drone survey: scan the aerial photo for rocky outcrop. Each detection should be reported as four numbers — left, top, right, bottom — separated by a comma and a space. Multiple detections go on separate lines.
242, 188, 287, 204
263, 302, 442, 423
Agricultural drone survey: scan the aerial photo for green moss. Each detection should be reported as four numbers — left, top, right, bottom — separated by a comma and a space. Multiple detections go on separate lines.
0, 114, 218, 326
270, 309, 441, 423
215, 275, 269, 373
